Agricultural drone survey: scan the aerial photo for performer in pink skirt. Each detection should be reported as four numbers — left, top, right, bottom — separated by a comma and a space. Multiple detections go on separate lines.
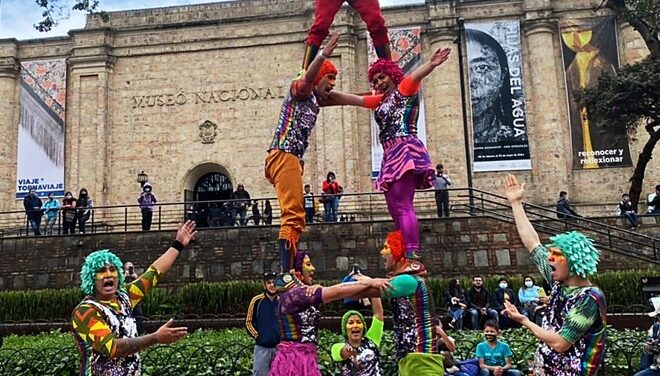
328, 47, 451, 275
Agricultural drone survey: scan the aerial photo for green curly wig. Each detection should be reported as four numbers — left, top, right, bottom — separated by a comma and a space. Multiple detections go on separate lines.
80, 249, 125, 295
547, 231, 600, 278
341, 310, 366, 339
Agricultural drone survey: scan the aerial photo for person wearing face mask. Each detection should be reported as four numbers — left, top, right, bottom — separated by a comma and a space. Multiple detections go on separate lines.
137, 182, 157, 231
62, 191, 78, 235
76, 188, 94, 234
71, 221, 196, 376
327, 48, 451, 275
518, 276, 545, 324
270, 252, 390, 376
492, 278, 517, 330
330, 297, 384, 376
475, 320, 522, 376
503, 174, 606, 376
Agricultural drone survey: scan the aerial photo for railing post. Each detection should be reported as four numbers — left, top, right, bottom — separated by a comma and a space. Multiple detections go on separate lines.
654, 238, 658, 260
124, 207, 128, 232
607, 227, 612, 249
91, 210, 95, 234
158, 205, 162, 231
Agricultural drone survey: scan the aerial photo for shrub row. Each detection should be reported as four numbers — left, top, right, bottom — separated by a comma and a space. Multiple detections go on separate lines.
0, 327, 648, 375
0, 269, 656, 321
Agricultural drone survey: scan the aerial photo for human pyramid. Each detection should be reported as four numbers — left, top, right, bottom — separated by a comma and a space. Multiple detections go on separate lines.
69, 2, 607, 376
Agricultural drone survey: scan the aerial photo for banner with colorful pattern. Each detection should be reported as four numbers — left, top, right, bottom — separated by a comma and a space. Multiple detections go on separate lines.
368, 27, 427, 178
16, 59, 66, 198
559, 16, 631, 169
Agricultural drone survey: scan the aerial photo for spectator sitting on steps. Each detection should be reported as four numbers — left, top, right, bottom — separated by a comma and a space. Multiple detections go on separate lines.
648, 185, 660, 215
618, 193, 639, 229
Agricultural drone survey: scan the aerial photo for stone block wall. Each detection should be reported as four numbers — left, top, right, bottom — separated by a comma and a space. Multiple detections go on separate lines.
0, 216, 650, 291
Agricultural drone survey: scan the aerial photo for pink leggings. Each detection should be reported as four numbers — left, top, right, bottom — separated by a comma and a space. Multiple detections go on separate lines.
384, 172, 420, 259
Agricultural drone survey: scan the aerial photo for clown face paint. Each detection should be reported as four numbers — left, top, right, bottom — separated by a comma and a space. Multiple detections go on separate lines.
346, 315, 365, 345
548, 247, 570, 282
301, 255, 316, 285
94, 265, 119, 300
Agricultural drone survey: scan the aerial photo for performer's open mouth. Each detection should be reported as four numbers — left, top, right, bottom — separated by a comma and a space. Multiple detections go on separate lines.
102, 279, 115, 292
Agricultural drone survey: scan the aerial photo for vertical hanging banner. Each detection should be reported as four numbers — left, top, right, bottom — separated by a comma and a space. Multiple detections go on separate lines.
16, 59, 66, 198
559, 17, 631, 169
368, 27, 427, 178
466, 20, 531, 172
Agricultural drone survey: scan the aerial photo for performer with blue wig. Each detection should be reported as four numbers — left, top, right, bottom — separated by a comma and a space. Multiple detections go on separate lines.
71, 220, 196, 376
502, 174, 606, 376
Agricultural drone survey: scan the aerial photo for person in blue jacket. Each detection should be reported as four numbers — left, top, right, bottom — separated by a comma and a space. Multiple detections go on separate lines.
246, 272, 281, 376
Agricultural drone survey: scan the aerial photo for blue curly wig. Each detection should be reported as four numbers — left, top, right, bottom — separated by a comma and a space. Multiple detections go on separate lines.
80, 249, 125, 295
547, 231, 600, 278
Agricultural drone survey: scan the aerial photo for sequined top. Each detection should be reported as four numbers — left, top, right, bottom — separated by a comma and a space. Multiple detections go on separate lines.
373, 77, 421, 144
278, 286, 323, 343
268, 79, 320, 159
531, 245, 607, 376
71, 267, 161, 376
387, 274, 436, 359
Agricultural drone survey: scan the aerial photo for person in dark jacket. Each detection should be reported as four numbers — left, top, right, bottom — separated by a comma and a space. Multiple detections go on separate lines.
246, 272, 280, 376
618, 193, 639, 229
446, 278, 467, 329
648, 185, 660, 214
231, 184, 251, 226
492, 277, 518, 330
263, 200, 273, 225
23, 189, 43, 236
466, 275, 498, 330
556, 191, 580, 219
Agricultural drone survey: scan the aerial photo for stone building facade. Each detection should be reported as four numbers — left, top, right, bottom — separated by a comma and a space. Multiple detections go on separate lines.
0, 0, 654, 212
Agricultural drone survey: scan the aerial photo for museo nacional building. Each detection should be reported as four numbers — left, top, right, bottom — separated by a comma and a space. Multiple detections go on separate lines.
0, 0, 654, 211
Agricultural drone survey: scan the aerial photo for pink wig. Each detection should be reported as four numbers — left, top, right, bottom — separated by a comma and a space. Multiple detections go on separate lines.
368, 59, 404, 87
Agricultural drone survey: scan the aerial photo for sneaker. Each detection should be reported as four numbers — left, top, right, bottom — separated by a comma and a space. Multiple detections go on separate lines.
396, 258, 427, 275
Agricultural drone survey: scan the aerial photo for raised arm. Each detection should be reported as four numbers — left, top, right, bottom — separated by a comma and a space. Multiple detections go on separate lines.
150, 220, 197, 275
408, 47, 451, 83
301, 33, 339, 86
504, 174, 541, 252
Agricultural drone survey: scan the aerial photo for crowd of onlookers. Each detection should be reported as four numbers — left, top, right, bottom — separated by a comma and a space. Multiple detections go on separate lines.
22, 188, 93, 236
19, 171, 660, 236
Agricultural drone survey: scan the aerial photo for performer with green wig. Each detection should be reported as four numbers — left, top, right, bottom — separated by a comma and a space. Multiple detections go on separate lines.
330, 297, 384, 375
502, 174, 606, 376
71, 220, 196, 376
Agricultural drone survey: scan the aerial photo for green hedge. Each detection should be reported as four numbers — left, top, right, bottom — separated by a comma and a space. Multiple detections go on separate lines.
0, 269, 656, 321
0, 327, 648, 375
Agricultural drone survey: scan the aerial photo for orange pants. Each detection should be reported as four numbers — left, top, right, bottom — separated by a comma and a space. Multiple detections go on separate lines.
265, 150, 305, 242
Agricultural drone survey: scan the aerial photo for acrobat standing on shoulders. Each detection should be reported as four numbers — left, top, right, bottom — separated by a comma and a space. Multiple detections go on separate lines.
302, 0, 391, 69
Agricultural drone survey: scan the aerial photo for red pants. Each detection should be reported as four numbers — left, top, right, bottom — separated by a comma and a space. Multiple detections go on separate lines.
307, 0, 389, 47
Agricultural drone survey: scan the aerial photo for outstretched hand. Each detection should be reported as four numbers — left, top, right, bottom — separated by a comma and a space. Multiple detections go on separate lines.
504, 174, 526, 204
154, 319, 188, 344
429, 47, 451, 67
176, 220, 197, 247
503, 301, 526, 323
322, 32, 340, 58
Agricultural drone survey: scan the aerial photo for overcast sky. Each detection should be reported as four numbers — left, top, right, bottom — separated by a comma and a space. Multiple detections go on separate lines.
0, 0, 424, 40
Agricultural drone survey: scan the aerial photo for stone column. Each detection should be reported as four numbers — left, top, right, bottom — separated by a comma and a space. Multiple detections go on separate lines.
0, 41, 20, 210
522, 16, 572, 203
424, 23, 468, 190
67, 29, 115, 208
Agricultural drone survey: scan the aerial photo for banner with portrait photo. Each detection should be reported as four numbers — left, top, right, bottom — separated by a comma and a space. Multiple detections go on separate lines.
368, 27, 427, 178
559, 16, 631, 169
465, 20, 531, 172
16, 59, 66, 199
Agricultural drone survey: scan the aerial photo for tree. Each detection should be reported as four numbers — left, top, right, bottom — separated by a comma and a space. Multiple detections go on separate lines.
576, 0, 659, 209
34, 0, 104, 32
